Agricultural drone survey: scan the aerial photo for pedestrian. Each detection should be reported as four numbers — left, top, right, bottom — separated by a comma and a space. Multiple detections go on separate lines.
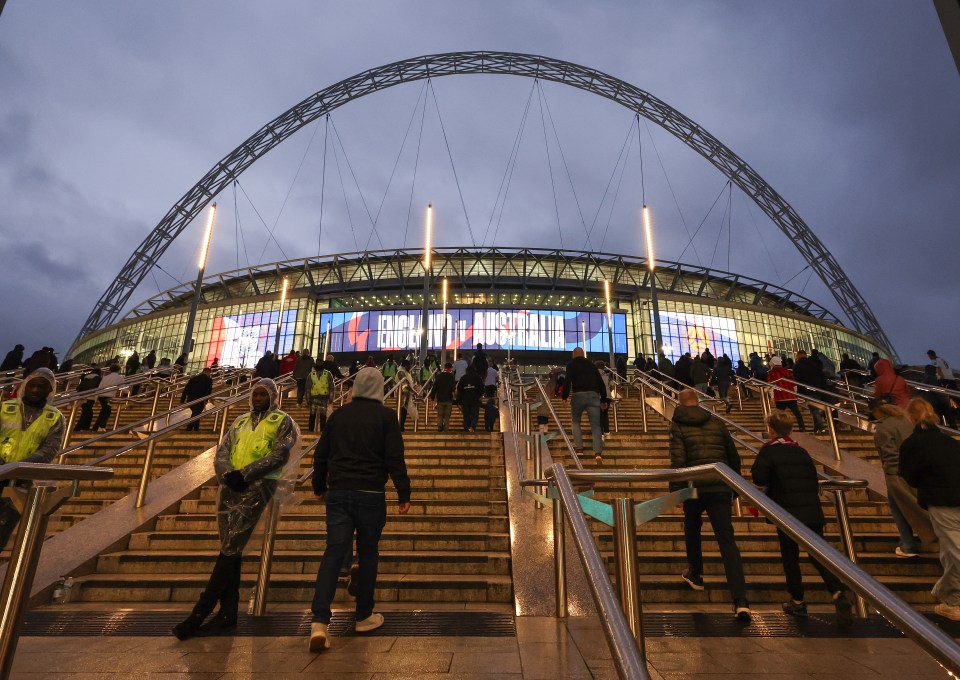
927, 350, 958, 391
675, 352, 693, 387
616, 355, 627, 380
453, 354, 468, 382
395, 360, 416, 431
749, 352, 768, 381
751, 411, 854, 626
181, 367, 214, 432
456, 364, 484, 432
75, 365, 103, 432
899, 398, 960, 621
713, 355, 734, 412
23, 349, 48, 376
173, 379, 299, 639
839, 353, 863, 387
174, 353, 187, 374
0, 368, 65, 550
701, 348, 715, 369
484, 360, 498, 398
143, 350, 157, 371
595, 360, 611, 439
279, 350, 299, 376
293, 350, 315, 406
156, 357, 174, 379
483, 396, 499, 432
94, 364, 125, 432
429, 362, 456, 432
381, 355, 398, 388
690, 355, 711, 395
309, 367, 410, 652
669, 388, 751, 620
0, 344, 24, 372
472, 343, 488, 375
561, 347, 607, 463
920, 365, 958, 429
872, 358, 910, 409
793, 350, 828, 433
735, 359, 752, 401
307, 361, 334, 432
867, 352, 882, 380
869, 397, 938, 557
767, 356, 806, 432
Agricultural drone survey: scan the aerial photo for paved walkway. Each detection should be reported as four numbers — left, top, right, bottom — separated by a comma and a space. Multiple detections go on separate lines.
10, 615, 953, 679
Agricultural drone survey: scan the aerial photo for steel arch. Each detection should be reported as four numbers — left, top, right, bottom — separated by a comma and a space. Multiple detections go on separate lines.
71, 50, 894, 354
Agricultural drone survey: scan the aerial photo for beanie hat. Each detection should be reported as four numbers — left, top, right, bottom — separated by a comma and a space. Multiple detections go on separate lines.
769, 356, 782, 367
352, 367, 385, 403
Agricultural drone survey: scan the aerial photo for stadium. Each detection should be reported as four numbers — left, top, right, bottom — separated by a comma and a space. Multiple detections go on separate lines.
67, 52, 896, 370
68, 245, 888, 370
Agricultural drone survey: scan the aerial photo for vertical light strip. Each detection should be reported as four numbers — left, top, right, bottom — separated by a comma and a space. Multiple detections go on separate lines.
198, 203, 217, 269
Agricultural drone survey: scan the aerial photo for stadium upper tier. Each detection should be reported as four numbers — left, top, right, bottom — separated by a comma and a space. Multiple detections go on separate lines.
70, 247, 888, 369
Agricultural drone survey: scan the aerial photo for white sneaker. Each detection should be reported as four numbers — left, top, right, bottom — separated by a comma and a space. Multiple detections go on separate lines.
309, 622, 330, 652
355, 612, 384, 633
934, 603, 960, 621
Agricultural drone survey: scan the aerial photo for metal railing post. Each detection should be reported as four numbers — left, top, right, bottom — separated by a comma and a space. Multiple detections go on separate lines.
251, 492, 282, 616
218, 404, 231, 441
760, 386, 771, 420
640, 382, 648, 433
63, 400, 79, 443
112, 400, 123, 430
612, 400, 619, 434
736, 381, 743, 410
832, 488, 868, 619
523, 403, 532, 459
552, 488, 567, 618
533, 432, 543, 510
0, 483, 55, 679
826, 405, 842, 461
612, 497, 645, 657
134, 437, 157, 509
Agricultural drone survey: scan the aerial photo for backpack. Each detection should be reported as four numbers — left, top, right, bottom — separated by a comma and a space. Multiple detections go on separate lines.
311, 369, 332, 396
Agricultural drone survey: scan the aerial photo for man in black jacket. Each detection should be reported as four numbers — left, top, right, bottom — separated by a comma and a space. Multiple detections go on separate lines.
430, 362, 456, 432
751, 412, 853, 625
561, 347, 608, 462
793, 351, 827, 433
669, 389, 750, 620
181, 367, 214, 431
310, 367, 411, 652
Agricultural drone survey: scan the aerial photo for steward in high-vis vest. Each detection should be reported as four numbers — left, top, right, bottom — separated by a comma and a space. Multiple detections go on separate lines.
174, 378, 300, 641
307, 366, 334, 433
0, 368, 64, 549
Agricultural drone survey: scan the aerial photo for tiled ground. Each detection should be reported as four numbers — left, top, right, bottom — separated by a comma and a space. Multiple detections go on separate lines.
9, 616, 955, 679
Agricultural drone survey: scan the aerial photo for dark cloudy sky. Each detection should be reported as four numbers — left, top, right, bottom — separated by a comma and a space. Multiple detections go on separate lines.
1, 2, 957, 364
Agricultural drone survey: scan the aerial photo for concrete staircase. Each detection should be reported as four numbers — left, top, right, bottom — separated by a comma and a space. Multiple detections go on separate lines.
55, 388, 513, 609
539, 384, 940, 607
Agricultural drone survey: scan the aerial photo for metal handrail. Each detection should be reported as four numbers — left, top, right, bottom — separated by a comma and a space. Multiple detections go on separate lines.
57, 372, 258, 460
0, 462, 115, 679
550, 463, 960, 677
532, 377, 583, 470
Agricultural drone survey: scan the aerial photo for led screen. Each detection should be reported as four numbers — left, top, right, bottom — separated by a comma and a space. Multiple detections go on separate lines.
319, 308, 627, 354
207, 310, 297, 367
655, 310, 741, 363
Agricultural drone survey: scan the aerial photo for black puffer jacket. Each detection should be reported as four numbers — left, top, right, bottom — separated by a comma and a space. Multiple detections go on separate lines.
669, 405, 740, 493
751, 439, 824, 525
899, 425, 960, 509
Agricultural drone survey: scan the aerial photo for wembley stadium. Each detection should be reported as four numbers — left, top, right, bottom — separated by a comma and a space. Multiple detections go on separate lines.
68, 246, 888, 370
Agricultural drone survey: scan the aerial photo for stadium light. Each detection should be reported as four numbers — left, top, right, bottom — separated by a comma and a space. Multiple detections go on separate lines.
581, 320, 587, 356
643, 204, 665, 356
322, 319, 331, 358
273, 277, 289, 356
604, 278, 614, 368
419, 204, 433, 363
441, 277, 448, 366
180, 202, 217, 365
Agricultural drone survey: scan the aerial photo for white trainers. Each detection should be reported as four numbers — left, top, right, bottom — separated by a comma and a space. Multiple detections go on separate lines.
309, 622, 330, 652
934, 602, 960, 621
355, 612, 384, 633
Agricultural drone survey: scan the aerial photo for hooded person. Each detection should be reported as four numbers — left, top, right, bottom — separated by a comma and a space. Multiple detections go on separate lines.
0, 344, 24, 372
173, 378, 301, 640
309, 367, 410, 652
873, 358, 910, 409
0, 368, 65, 549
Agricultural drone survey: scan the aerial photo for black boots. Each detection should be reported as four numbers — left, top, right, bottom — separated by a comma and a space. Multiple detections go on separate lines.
308, 413, 316, 432
173, 552, 242, 640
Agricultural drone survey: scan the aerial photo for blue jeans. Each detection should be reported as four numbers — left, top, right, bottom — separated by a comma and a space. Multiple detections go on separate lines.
311, 490, 387, 624
886, 485, 921, 553
571, 391, 603, 454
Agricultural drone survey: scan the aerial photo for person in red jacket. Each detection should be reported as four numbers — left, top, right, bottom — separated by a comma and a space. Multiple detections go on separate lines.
872, 358, 910, 409
767, 356, 806, 432
279, 350, 299, 376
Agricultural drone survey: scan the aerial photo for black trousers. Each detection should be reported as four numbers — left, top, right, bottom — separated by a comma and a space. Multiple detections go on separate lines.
93, 397, 112, 430
185, 402, 205, 431
775, 400, 806, 431
777, 524, 844, 601
193, 552, 243, 619
0, 499, 21, 552
77, 400, 95, 431
683, 492, 748, 603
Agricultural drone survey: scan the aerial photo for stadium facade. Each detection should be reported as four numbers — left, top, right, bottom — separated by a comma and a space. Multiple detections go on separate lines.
70, 247, 888, 370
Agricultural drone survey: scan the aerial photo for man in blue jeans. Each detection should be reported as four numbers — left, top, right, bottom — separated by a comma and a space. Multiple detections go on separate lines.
562, 347, 608, 463
669, 389, 751, 621
309, 367, 411, 652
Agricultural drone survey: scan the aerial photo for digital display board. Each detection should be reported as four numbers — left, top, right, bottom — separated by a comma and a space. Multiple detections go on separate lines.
207, 310, 297, 367
655, 310, 741, 363
319, 308, 627, 355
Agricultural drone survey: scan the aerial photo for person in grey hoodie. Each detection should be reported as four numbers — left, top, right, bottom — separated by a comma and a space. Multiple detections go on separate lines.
293, 349, 315, 406
870, 398, 938, 557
